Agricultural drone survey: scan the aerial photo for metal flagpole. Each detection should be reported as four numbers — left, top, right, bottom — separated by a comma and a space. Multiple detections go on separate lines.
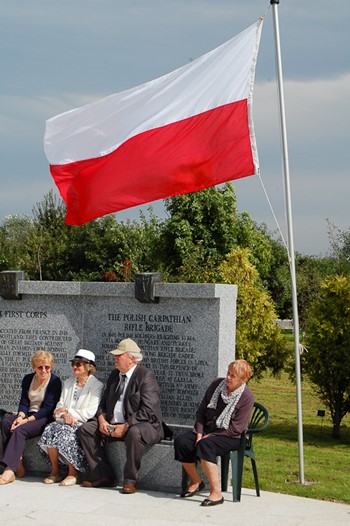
270, 0, 305, 484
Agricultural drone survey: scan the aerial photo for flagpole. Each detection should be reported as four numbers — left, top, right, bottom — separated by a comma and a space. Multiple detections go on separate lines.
270, 0, 305, 484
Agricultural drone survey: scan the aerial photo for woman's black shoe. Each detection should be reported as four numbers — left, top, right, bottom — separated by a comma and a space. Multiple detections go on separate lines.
200, 497, 224, 507
181, 480, 205, 498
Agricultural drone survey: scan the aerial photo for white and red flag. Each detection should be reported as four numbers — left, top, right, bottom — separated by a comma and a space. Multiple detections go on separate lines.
44, 20, 263, 225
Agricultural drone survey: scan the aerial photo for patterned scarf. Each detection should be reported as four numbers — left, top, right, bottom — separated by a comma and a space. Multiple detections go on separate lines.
207, 379, 246, 430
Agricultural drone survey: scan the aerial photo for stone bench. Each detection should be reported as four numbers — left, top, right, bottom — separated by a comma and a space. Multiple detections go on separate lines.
1, 424, 214, 494
105, 438, 181, 492
1, 425, 190, 494
21, 436, 50, 475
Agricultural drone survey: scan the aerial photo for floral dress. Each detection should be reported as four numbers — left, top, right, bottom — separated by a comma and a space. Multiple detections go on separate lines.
39, 420, 89, 471
38, 375, 103, 472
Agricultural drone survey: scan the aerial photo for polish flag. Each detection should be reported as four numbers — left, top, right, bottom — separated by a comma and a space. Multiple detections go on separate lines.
44, 20, 263, 225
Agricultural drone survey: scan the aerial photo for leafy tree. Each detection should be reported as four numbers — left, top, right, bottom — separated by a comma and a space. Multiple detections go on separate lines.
295, 254, 340, 330
303, 275, 350, 438
218, 247, 290, 378
263, 237, 291, 318
327, 220, 350, 274
30, 191, 70, 279
0, 214, 36, 273
156, 184, 237, 278
156, 184, 275, 283
232, 213, 274, 279
0, 191, 164, 281
264, 234, 341, 326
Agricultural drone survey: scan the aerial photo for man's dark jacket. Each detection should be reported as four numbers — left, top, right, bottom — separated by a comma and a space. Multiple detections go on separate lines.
97, 364, 163, 443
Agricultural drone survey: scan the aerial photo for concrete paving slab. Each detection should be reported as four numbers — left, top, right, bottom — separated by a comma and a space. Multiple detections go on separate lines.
0, 476, 349, 526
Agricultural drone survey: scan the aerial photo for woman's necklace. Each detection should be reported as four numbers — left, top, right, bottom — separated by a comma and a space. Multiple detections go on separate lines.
76, 376, 88, 388
73, 376, 88, 403
32, 373, 50, 391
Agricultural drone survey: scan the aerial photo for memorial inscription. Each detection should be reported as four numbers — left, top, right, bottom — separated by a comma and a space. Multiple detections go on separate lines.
83, 298, 220, 423
0, 278, 237, 425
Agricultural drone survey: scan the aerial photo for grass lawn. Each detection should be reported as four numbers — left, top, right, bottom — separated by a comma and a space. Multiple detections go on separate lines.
244, 371, 350, 504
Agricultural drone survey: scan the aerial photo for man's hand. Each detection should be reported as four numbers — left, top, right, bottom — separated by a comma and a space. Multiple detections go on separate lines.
110, 423, 129, 438
98, 416, 111, 436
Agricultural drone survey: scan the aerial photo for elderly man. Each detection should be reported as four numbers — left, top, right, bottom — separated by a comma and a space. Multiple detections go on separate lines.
78, 338, 163, 493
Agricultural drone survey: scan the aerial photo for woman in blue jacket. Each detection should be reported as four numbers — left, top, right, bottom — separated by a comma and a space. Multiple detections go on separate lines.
0, 349, 61, 485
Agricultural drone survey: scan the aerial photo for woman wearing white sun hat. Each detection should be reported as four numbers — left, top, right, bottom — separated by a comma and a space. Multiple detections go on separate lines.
38, 349, 103, 486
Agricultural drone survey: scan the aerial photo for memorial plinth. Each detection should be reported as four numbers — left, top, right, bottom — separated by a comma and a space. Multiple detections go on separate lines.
0, 273, 237, 490
0, 276, 237, 425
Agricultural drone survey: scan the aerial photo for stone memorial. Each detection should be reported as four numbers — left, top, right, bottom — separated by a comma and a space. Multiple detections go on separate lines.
0, 270, 238, 491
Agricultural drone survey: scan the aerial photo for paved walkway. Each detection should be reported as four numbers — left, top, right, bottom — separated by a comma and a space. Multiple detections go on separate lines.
0, 477, 349, 526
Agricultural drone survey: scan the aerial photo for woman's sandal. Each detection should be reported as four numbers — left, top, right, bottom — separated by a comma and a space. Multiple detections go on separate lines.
0, 473, 15, 485
43, 474, 62, 484
59, 476, 77, 486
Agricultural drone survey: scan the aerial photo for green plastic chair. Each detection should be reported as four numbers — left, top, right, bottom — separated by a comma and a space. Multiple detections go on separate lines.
221, 401, 269, 501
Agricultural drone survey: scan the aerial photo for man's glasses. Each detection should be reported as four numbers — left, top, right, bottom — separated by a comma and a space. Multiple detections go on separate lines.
37, 365, 51, 371
72, 361, 84, 367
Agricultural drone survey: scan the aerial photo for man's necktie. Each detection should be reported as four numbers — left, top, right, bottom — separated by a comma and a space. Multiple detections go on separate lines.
115, 374, 127, 401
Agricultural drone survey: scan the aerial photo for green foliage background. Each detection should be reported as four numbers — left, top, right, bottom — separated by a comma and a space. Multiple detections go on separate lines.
304, 276, 350, 438
1, 185, 350, 447
248, 371, 350, 504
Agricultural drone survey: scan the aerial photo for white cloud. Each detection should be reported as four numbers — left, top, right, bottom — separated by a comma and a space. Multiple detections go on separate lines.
0, 1, 349, 256
234, 74, 350, 254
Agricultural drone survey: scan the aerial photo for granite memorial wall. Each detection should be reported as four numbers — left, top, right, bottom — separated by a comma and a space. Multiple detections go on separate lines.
0, 271, 237, 426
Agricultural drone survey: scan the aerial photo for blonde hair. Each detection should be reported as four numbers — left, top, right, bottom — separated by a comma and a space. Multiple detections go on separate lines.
84, 363, 96, 375
228, 360, 252, 382
32, 349, 54, 369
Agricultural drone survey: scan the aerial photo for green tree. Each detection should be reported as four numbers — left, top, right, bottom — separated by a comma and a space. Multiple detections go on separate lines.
156, 184, 237, 279
232, 213, 273, 280
0, 191, 154, 281
156, 184, 274, 283
327, 220, 350, 274
0, 214, 36, 273
30, 190, 70, 279
263, 235, 341, 326
218, 247, 290, 378
295, 254, 340, 330
27, 191, 163, 281
304, 275, 350, 438
263, 237, 291, 318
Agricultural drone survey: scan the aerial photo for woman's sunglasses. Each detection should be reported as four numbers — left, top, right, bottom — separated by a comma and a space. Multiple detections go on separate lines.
71, 361, 84, 367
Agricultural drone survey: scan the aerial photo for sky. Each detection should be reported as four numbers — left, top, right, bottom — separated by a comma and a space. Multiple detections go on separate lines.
1, 0, 349, 256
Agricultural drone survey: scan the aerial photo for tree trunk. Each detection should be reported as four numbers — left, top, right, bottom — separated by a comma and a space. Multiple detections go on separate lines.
332, 421, 341, 439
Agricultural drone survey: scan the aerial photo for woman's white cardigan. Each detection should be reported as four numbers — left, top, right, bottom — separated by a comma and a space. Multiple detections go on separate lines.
55, 375, 104, 425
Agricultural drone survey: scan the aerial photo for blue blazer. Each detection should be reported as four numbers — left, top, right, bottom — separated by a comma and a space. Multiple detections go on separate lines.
18, 372, 62, 421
